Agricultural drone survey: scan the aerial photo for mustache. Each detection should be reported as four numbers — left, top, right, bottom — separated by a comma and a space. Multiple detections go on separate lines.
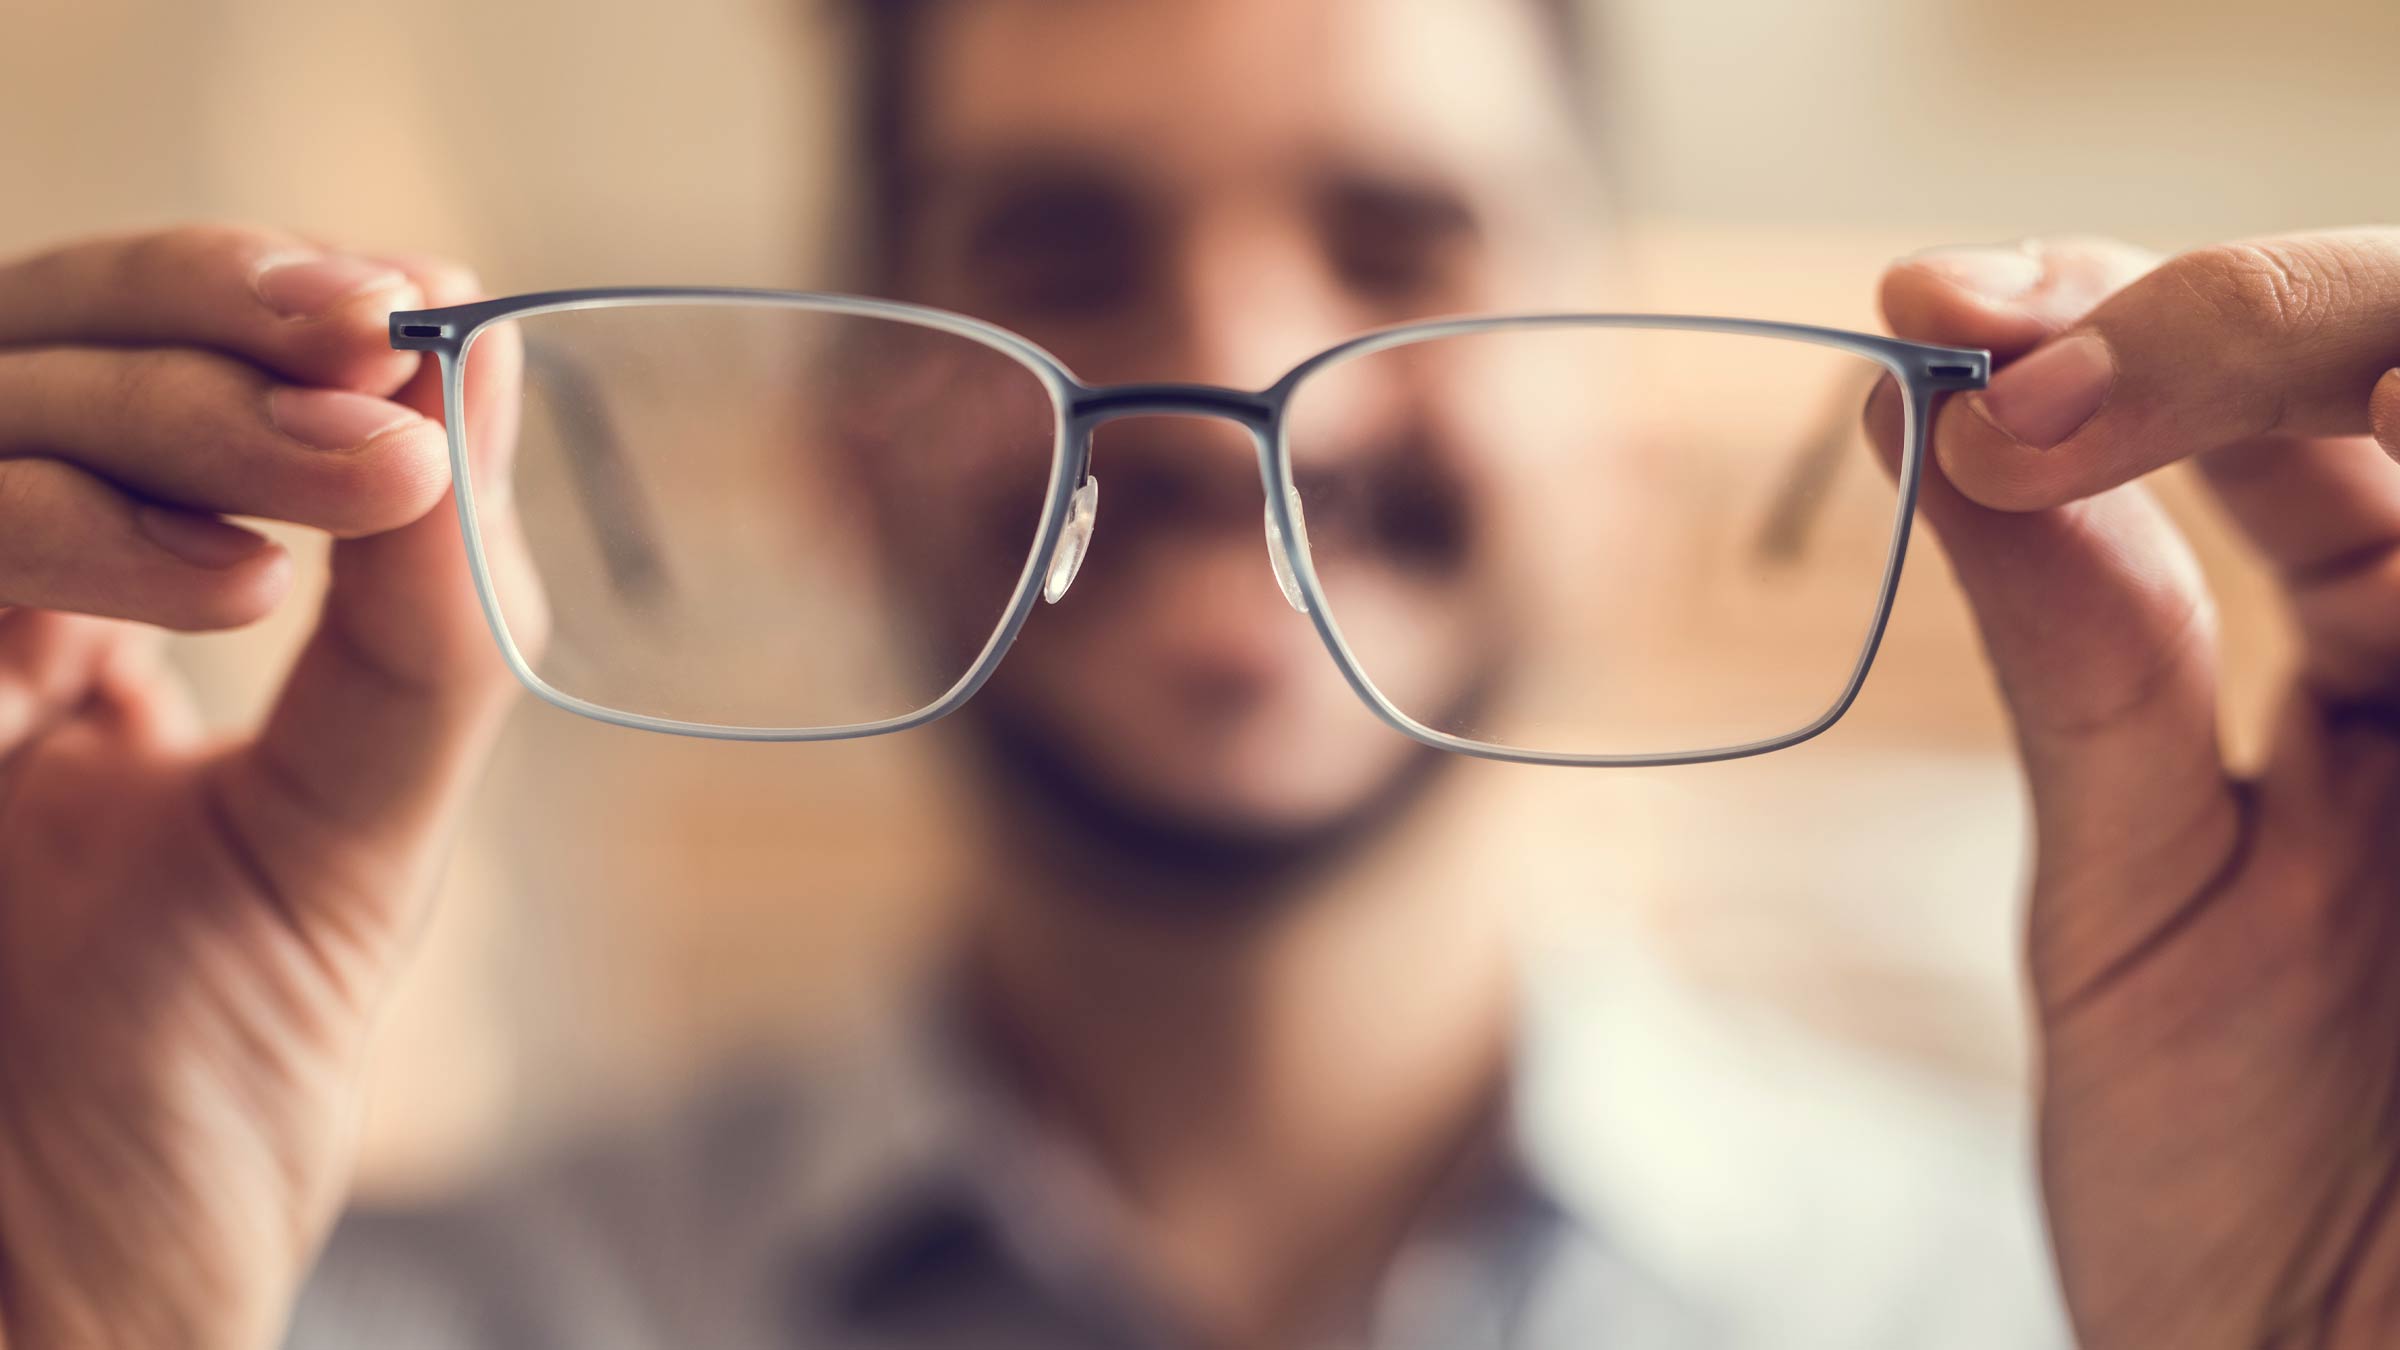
972, 421, 1478, 572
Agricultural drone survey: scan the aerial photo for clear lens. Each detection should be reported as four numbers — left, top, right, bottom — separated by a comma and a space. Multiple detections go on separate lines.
456, 300, 1061, 731
1281, 323, 1905, 759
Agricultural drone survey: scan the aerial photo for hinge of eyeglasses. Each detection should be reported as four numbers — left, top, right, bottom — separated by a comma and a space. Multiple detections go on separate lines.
1921, 351, 1991, 391
389, 316, 453, 351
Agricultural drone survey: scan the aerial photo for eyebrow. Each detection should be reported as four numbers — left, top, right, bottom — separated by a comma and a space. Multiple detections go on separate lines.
903, 149, 1137, 211
906, 144, 1500, 223
951, 165, 1153, 252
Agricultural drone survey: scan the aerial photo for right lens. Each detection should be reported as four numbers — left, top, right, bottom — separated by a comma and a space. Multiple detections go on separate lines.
1281, 321, 1905, 761
456, 299, 1063, 733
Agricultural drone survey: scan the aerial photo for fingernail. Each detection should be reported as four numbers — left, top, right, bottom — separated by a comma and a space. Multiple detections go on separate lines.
1973, 333, 2117, 450
252, 255, 408, 318
1906, 245, 2045, 303
269, 387, 416, 451
136, 506, 272, 569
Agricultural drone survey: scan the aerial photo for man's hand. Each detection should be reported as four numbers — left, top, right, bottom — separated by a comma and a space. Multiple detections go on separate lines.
1873, 229, 2400, 1349
0, 224, 530, 1350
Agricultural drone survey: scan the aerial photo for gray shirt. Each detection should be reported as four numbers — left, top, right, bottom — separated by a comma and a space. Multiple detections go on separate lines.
288, 933, 2070, 1349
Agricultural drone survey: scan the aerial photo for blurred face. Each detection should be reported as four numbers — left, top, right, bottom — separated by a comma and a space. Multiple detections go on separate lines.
856, 0, 1597, 854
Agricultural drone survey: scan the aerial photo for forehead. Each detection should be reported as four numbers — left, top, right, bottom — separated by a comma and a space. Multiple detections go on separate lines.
908, 0, 1578, 187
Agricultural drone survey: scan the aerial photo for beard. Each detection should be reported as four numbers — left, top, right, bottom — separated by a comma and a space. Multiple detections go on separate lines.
952, 656, 1503, 918
922, 409, 1516, 913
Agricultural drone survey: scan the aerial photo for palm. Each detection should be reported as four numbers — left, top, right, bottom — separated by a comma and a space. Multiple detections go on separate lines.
0, 635, 386, 1350
2037, 702, 2400, 1348
0, 232, 528, 1350
1875, 229, 2400, 1349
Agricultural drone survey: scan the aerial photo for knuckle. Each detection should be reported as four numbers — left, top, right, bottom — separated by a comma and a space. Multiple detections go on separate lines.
2172, 240, 2344, 341
0, 459, 79, 571
98, 343, 180, 411
104, 346, 264, 439
303, 423, 449, 534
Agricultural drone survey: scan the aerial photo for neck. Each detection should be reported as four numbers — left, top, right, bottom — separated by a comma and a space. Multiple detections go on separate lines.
958, 786, 1518, 1346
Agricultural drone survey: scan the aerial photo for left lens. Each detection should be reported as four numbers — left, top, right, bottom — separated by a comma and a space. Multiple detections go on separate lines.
1278, 321, 1907, 761
458, 298, 1062, 734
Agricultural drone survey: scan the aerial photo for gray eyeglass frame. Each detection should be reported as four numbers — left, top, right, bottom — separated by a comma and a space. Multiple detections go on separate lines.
392, 288, 1988, 767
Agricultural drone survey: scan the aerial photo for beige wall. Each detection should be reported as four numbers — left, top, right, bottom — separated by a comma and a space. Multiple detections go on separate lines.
1603, 0, 2400, 246
2, 0, 2380, 1193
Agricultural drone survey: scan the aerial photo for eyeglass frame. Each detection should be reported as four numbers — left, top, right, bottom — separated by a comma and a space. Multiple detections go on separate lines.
391, 288, 1990, 767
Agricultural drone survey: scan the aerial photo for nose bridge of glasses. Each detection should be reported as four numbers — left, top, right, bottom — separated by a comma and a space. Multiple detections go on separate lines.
1059, 383, 1309, 613
1069, 381, 1276, 431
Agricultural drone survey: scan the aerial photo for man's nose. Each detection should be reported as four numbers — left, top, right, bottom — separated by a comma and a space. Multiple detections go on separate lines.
1066, 414, 1312, 615
1150, 217, 1361, 391
1047, 222, 1367, 612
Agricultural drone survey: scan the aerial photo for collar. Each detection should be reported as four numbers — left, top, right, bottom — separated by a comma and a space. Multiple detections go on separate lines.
734, 906, 2061, 1348
745, 949, 1634, 1340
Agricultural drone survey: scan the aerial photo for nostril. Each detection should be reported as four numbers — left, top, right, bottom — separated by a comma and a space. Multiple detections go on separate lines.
1043, 475, 1101, 604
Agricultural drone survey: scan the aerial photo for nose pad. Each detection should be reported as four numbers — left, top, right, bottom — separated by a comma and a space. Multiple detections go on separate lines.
1043, 475, 1100, 604
1263, 485, 1310, 614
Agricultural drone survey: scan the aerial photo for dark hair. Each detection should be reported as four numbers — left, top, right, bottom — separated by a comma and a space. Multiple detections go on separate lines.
828, 0, 1606, 286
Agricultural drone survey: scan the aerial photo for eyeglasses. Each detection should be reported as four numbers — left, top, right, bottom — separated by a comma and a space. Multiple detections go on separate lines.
390, 289, 1987, 766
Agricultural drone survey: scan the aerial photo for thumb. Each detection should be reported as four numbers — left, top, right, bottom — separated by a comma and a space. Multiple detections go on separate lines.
213, 256, 532, 970
1873, 241, 2245, 1007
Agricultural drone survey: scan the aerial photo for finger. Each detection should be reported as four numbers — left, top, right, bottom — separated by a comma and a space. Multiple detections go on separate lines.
2334, 366, 2400, 696
0, 223, 422, 394
2285, 540, 2400, 706
0, 457, 293, 630
362, 250, 529, 511
308, 253, 536, 695
2375, 366, 2400, 462
2188, 431, 2400, 582
208, 257, 530, 965
0, 606, 195, 748
2185, 425, 2400, 705
1864, 236, 2164, 469
0, 609, 136, 754
1929, 228, 2400, 512
1869, 241, 2245, 1004
1881, 235, 2164, 359
0, 608, 189, 812
0, 345, 449, 537
1891, 237, 2400, 700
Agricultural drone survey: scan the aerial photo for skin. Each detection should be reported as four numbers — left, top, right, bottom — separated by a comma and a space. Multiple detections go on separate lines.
0, 230, 534, 1348
874, 0, 1593, 845
0, 6, 2394, 1350
857, 5, 1587, 1339
1870, 231, 2400, 1349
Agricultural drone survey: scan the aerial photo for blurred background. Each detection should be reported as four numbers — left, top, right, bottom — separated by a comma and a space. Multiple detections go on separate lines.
4, 0, 2393, 1199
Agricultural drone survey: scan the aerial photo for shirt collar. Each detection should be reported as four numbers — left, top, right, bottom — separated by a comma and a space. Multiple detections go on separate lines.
734, 903, 2055, 1348
749, 951, 1645, 1339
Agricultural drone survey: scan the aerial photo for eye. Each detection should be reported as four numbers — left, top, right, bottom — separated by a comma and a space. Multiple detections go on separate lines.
961, 178, 1153, 318
1322, 179, 1482, 306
